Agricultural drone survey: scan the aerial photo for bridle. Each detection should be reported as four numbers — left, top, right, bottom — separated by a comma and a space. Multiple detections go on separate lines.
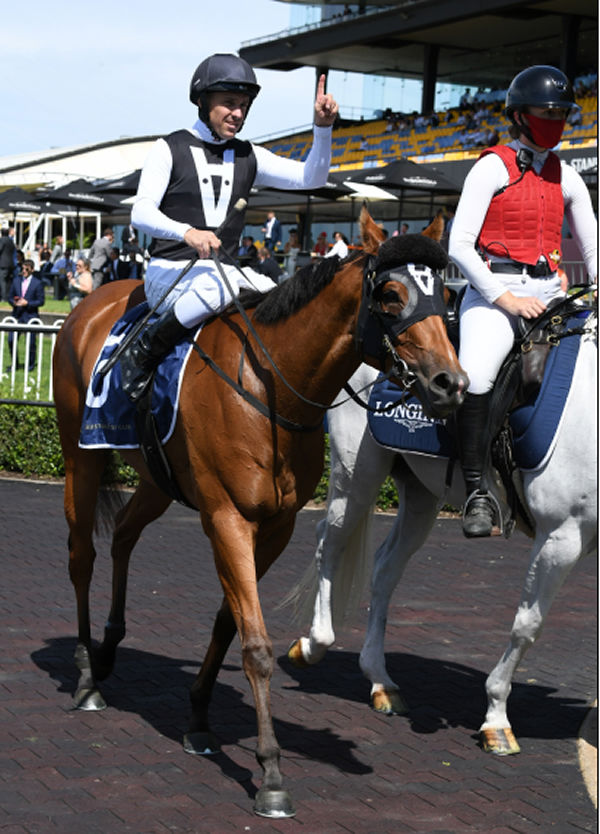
193, 249, 448, 432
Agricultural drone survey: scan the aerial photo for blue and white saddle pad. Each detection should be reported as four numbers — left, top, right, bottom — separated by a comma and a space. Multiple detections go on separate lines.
367, 313, 586, 471
79, 303, 198, 449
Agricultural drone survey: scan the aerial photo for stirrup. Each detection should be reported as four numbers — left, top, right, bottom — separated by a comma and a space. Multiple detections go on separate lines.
462, 490, 502, 538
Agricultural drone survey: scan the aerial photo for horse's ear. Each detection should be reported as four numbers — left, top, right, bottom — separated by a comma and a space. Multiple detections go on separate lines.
360, 204, 385, 254
422, 209, 444, 242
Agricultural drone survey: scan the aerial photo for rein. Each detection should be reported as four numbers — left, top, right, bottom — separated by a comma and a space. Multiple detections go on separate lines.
198, 249, 424, 429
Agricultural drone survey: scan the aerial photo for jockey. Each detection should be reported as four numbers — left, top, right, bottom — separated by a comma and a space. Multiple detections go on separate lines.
120, 53, 338, 401
449, 64, 597, 537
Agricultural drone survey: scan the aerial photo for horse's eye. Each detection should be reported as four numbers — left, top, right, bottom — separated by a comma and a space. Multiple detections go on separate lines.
381, 290, 400, 304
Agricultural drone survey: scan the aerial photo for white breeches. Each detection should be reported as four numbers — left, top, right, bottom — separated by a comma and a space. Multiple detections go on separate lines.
459, 270, 564, 394
143, 257, 277, 329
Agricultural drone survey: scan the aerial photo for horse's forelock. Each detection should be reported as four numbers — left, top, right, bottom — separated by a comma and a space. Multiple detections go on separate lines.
376, 233, 448, 272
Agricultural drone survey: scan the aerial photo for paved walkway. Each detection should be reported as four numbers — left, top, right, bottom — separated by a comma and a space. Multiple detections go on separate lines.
0, 479, 596, 833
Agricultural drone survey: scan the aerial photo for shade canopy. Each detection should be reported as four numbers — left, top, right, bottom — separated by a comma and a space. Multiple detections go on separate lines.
38, 178, 126, 213
333, 159, 461, 193
90, 170, 141, 196
0, 186, 70, 215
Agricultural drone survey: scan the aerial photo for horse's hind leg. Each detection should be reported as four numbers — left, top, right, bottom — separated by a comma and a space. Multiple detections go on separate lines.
93, 478, 172, 681
480, 520, 588, 755
63, 448, 111, 710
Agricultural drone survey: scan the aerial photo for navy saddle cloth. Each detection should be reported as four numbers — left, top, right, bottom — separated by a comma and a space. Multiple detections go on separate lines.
79, 303, 197, 450
367, 315, 585, 471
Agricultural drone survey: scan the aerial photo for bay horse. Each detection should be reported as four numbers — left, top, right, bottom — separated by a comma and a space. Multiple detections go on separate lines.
287, 308, 597, 756
52, 207, 467, 818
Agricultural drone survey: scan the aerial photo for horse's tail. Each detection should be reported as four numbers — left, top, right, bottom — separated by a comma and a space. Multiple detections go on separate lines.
279, 503, 375, 630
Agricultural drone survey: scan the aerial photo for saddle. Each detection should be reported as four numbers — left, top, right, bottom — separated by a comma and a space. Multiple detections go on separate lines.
485, 292, 593, 535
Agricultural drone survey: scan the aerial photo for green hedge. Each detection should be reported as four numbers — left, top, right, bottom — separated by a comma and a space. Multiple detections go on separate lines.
0, 404, 400, 509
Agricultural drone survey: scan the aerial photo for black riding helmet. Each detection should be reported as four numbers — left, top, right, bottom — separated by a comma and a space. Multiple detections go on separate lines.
505, 65, 576, 119
189, 53, 261, 133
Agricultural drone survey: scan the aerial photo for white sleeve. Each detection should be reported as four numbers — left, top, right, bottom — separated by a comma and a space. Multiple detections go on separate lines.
448, 153, 510, 303
252, 125, 332, 190
131, 138, 192, 242
561, 162, 597, 282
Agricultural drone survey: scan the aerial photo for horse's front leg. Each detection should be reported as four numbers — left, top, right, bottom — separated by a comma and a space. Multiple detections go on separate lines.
187, 512, 296, 818
480, 521, 586, 755
93, 480, 172, 681
360, 459, 439, 715
288, 404, 394, 667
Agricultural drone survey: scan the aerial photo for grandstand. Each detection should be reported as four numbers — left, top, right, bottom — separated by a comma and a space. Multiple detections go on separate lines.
262, 82, 597, 176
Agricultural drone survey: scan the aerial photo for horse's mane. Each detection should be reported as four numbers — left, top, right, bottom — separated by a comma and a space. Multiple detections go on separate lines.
224, 232, 448, 326
250, 253, 360, 325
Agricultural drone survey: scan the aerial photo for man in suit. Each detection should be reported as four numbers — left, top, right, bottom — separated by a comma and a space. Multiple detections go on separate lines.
255, 246, 283, 283
261, 211, 282, 252
0, 227, 16, 302
7, 259, 45, 370
88, 227, 114, 289
105, 247, 131, 282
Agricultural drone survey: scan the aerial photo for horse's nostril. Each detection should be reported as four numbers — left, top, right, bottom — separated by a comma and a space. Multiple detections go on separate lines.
432, 372, 452, 393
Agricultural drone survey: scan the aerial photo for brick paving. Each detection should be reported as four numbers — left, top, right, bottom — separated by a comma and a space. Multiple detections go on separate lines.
0, 479, 596, 833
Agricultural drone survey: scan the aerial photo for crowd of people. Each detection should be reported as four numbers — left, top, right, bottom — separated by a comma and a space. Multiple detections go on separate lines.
0, 224, 148, 313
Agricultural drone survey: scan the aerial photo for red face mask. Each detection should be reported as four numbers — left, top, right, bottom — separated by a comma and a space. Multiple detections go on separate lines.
524, 113, 566, 148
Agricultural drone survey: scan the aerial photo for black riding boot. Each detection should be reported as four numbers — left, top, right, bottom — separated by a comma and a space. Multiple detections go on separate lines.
120, 308, 190, 403
456, 391, 495, 538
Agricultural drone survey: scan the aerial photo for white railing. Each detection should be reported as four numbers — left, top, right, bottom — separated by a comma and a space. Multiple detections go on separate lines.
0, 317, 65, 406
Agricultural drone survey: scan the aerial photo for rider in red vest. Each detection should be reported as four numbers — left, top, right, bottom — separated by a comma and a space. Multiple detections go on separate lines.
449, 65, 597, 537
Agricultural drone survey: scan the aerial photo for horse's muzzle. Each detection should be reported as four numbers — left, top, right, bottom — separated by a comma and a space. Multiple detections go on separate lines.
419, 369, 469, 418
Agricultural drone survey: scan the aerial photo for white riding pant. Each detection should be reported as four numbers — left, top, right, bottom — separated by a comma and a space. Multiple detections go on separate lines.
143, 257, 277, 329
459, 269, 564, 394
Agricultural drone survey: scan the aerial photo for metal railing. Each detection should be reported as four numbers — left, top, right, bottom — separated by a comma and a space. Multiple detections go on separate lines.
0, 317, 65, 406
0, 260, 589, 406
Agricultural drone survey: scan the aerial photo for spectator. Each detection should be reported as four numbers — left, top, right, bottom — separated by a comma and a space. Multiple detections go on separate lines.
66, 258, 93, 309
0, 227, 16, 302
88, 227, 114, 289
238, 235, 258, 265
399, 222, 409, 235
325, 231, 349, 259
105, 247, 130, 282
283, 229, 300, 277
51, 249, 76, 300
459, 87, 474, 108
38, 248, 54, 286
126, 251, 144, 280
255, 246, 283, 283
50, 234, 64, 263
262, 210, 282, 252
121, 223, 137, 254
486, 128, 500, 146
7, 259, 45, 370
312, 231, 328, 256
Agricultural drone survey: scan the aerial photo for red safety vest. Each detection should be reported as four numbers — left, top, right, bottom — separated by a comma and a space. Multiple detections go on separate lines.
476, 145, 563, 271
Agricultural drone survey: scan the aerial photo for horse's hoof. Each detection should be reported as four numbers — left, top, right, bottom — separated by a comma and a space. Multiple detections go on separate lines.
480, 727, 521, 755
73, 688, 107, 711
253, 788, 296, 818
287, 639, 310, 668
371, 688, 409, 716
183, 731, 220, 755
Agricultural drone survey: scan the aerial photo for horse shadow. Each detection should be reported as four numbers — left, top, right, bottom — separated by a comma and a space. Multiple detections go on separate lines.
277, 648, 591, 745
31, 636, 371, 800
